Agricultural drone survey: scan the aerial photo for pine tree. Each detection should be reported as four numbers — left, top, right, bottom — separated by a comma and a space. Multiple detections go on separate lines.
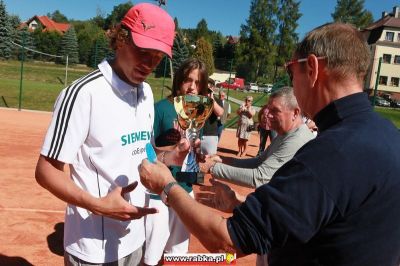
172, 32, 189, 73
194, 37, 214, 75
274, 0, 301, 82
58, 26, 79, 65
15, 26, 35, 60
195, 19, 210, 42
332, 0, 373, 29
89, 32, 112, 68
154, 56, 171, 78
235, 0, 279, 83
0, 0, 12, 59
212, 35, 226, 70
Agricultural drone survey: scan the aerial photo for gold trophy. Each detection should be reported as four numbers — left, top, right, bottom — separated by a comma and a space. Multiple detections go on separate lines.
173, 95, 214, 184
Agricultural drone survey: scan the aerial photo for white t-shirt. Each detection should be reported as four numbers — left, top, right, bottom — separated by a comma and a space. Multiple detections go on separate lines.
41, 60, 154, 263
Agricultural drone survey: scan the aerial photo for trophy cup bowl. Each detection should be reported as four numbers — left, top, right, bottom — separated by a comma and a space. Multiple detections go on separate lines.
173, 95, 214, 184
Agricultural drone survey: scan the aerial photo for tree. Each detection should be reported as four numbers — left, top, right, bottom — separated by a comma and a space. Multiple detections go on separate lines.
58, 26, 79, 65
92, 7, 106, 29
75, 20, 105, 65
88, 32, 112, 68
195, 19, 210, 41
8, 14, 20, 29
104, 1, 133, 30
273, 0, 301, 82
236, 0, 278, 83
331, 0, 373, 29
171, 33, 189, 73
213, 35, 225, 70
0, 0, 12, 59
155, 56, 170, 78
172, 19, 189, 74
194, 37, 214, 75
47, 10, 68, 23
15, 26, 36, 60
32, 28, 62, 61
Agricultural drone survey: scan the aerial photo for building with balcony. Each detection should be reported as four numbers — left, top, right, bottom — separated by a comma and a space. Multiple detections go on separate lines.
363, 6, 400, 98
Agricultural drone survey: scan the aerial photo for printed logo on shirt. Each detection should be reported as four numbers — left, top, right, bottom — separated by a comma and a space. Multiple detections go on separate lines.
121, 131, 151, 146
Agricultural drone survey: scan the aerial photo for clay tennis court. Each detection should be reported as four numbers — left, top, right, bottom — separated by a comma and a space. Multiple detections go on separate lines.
0, 108, 260, 265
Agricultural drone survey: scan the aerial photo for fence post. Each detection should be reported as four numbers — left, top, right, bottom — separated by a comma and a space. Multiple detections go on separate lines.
18, 32, 26, 111
64, 54, 69, 87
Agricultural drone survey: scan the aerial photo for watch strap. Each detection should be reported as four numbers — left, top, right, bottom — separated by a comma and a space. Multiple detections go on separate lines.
161, 181, 179, 206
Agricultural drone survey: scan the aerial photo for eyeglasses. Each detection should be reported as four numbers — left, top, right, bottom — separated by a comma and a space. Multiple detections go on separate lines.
285, 56, 326, 81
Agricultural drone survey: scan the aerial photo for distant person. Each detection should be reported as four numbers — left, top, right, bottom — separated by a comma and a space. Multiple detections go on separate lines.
236, 95, 255, 157
302, 115, 318, 136
217, 90, 231, 141
145, 58, 209, 266
256, 105, 276, 156
200, 87, 314, 188
200, 78, 224, 155
34, 4, 190, 265
139, 22, 400, 266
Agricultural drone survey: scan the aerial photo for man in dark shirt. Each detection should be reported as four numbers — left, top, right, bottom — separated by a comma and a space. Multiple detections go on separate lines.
201, 78, 224, 155
139, 22, 400, 266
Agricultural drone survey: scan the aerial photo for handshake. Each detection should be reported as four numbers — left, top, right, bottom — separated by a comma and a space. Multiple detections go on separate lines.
176, 154, 222, 185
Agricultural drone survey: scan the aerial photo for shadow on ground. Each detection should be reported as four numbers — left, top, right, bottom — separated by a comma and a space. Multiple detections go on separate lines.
47, 222, 64, 256
0, 254, 33, 266
217, 147, 238, 155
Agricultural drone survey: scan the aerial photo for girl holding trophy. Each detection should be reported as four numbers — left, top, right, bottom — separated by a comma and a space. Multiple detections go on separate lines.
143, 58, 209, 266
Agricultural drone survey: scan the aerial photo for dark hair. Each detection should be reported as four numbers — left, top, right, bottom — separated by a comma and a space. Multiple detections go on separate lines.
172, 58, 209, 97
108, 24, 130, 51
295, 22, 371, 82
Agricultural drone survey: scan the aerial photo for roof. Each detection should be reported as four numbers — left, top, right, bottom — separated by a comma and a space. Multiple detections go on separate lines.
227, 35, 239, 44
24, 15, 70, 33
364, 15, 400, 31
361, 13, 400, 44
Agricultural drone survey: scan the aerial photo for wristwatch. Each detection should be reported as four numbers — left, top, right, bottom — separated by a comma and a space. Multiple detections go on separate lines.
161, 181, 179, 206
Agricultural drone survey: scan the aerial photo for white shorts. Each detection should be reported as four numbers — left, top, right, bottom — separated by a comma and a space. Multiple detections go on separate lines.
143, 191, 194, 265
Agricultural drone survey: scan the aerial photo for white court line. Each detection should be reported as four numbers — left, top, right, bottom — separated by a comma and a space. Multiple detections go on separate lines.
0, 207, 64, 214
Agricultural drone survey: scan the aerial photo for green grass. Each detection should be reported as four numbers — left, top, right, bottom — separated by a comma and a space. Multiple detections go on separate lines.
375, 107, 400, 128
1, 60, 399, 129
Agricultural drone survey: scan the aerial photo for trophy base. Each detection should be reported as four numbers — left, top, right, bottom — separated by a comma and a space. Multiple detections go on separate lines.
176, 172, 204, 184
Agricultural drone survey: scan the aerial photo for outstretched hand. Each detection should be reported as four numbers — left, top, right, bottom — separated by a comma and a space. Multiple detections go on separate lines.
196, 178, 243, 213
94, 181, 158, 221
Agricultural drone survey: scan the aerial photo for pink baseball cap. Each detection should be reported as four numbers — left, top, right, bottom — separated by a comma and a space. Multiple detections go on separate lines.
121, 3, 175, 58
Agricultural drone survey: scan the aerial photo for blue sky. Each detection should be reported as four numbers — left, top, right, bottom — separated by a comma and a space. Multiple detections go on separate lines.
3, 0, 399, 39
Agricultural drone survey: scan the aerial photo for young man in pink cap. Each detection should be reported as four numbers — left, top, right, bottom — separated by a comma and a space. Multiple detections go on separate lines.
35, 3, 186, 265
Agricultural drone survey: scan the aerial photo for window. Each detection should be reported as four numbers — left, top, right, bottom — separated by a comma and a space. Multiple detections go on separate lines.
379, 76, 388, 85
395, 56, 400, 64
397, 33, 400, 42
382, 54, 391, 63
391, 77, 399, 87
385, 31, 394, 41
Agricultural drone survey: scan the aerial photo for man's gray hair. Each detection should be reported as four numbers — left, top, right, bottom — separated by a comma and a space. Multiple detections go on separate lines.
270, 86, 299, 110
295, 22, 371, 82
